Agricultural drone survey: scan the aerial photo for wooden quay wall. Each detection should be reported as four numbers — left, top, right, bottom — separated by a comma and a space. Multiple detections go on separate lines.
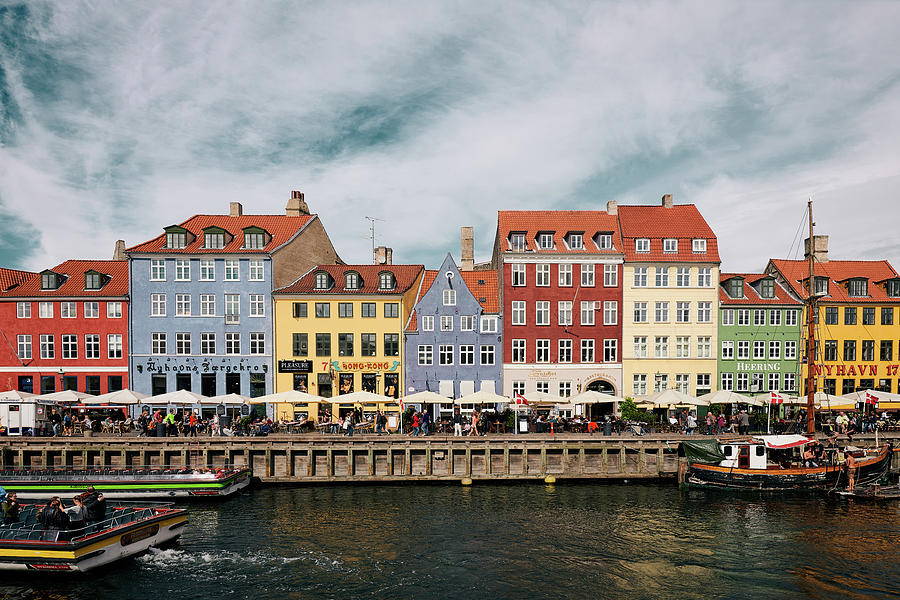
0, 435, 684, 483
2, 433, 897, 484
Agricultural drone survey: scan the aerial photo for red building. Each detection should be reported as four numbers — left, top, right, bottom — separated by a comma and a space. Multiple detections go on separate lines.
0, 260, 129, 395
490, 204, 625, 401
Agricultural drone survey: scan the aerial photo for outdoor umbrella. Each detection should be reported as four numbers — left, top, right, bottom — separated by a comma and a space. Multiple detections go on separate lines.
642, 389, 708, 407
141, 390, 205, 405
201, 393, 250, 405
34, 390, 95, 403
456, 389, 509, 405
399, 390, 450, 405
704, 390, 763, 407
83, 389, 149, 405
334, 390, 398, 405
0, 389, 35, 401
569, 390, 623, 405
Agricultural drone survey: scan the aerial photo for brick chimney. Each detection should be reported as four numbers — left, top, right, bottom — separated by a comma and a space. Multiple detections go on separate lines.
229, 202, 243, 216
461, 226, 474, 271
606, 200, 617, 215
374, 246, 392, 265
661, 194, 673, 208
286, 190, 310, 216
804, 235, 829, 263
112, 240, 126, 261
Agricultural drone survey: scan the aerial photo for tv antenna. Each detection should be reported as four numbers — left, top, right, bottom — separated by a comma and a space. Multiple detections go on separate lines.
365, 216, 384, 264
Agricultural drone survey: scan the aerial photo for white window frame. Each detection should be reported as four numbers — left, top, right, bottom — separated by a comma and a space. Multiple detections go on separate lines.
150, 259, 166, 281
603, 264, 617, 287
635, 238, 650, 253
633, 302, 647, 323
676, 302, 690, 323
480, 316, 497, 333
422, 316, 435, 331
697, 267, 712, 287
151, 294, 166, 317
697, 336, 711, 358
558, 301, 572, 326
225, 332, 240, 355
151, 332, 167, 355
61, 301, 76, 319
175, 293, 191, 316
676, 267, 690, 287
200, 259, 215, 281
511, 339, 526, 363
581, 264, 594, 287
17, 335, 31, 360
175, 259, 190, 281
633, 267, 648, 287
655, 267, 669, 287
655, 301, 669, 323
511, 301, 526, 326
633, 336, 647, 358
85, 334, 100, 359
418, 345, 433, 366
107, 334, 123, 359
224, 259, 240, 281
581, 301, 595, 326
535, 301, 550, 326
107, 302, 122, 318
697, 302, 711, 323
480, 345, 495, 365
558, 264, 572, 287
692, 239, 707, 253
557, 339, 572, 363
16, 302, 30, 318
200, 294, 216, 316
581, 339, 595, 363
441, 315, 454, 331
249, 294, 265, 317
512, 264, 526, 287
84, 302, 99, 318
536, 339, 550, 363
536, 264, 550, 287
460, 315, 475, 331
201, 332, 216, 355
604, 339, 618, 362
663, 238, 678, 253
249, 332, 265, 355
249, 259, 264, 281
443, 289, 457, 306
721, 340, 734, 360
675, 336, 690, 358
603, 301, 617, 325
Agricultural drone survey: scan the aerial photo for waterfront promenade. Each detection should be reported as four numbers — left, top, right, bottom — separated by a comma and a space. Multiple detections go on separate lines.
3, 432, 898, 484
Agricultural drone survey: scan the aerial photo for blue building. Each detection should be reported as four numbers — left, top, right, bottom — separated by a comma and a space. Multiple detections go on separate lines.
403, 254, 502, 415
126, 194, 340, 398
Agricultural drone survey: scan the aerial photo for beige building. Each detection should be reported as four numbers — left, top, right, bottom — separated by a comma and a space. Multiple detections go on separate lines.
618, 196, 720, 397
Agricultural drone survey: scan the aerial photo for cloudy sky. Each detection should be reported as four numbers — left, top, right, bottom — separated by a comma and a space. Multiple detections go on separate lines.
1, 1, 899, 273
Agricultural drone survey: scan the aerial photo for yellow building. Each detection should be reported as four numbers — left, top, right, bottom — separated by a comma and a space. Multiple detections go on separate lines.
618, 197, 720, 397
273, 263, 424, 422
768, 238, 900, 396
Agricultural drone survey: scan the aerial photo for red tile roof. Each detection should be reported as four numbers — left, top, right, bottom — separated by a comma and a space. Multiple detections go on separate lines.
405, 309, 418, 332
768, 259, 900, 304
719, 272, 801, 305
0, 268, 36, 292
275, 264, 424, 294
461, 271, 499, 313
2, 260, 128, 297
127, 214, 315, 254
497, 211, 624, 254
415, 269, 500, 313
617, 204, 720, 262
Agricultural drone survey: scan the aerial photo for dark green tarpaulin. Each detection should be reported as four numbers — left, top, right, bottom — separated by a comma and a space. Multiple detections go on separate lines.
681, 439, 726, 464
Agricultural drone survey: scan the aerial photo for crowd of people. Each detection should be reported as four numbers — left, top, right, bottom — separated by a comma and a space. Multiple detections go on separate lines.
1, 485, 108, 540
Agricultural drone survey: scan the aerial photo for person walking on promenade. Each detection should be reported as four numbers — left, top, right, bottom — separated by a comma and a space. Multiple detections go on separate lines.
738, 410, 750, 435
421, 409, 431, 436
410, 412, 420, 436
452, 407, 463, 437
468, 410, 480, 437
375, 410, 387, 435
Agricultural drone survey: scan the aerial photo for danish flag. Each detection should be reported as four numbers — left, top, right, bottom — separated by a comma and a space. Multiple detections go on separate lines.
514, 393, 530, 405
865, 392, 878, 406
770, 391, 784, 405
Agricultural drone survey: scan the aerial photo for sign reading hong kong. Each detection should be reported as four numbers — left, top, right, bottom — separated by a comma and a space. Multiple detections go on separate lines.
812, 364, 900, 376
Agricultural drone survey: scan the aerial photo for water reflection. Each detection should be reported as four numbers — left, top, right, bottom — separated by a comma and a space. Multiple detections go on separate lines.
2, 485, 899, 599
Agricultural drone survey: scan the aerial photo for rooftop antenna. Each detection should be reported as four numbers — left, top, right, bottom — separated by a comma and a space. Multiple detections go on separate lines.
365, 216, 384, 264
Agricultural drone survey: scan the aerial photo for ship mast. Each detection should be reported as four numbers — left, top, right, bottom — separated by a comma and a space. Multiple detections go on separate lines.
805, 199, 817, 435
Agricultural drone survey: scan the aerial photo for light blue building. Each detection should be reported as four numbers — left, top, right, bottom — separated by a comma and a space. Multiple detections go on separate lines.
126, 195, 341, 399
403, 254, 502, 415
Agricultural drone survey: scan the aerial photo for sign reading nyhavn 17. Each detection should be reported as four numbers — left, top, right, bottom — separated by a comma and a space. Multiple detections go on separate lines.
278, 360, 313, 373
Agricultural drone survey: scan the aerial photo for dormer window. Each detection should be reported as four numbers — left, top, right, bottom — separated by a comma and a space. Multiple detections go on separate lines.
596, 233, 613, 250
692, 239, 707, 253
314, 272, 332, 290
759, 278, 775, 299
568, 233, 583, 250
243, 227, 267, 249
635, 239, 650, 253
885, 279, 900, 298
345, 272, 361, 290
204, 231, 226, 249
379, 272, 396, 290
847, 278, 868, 298
537, 233, 554, 250
728, 278, 744, 299
166, 232, 186, 249
511, 233, 526, 252
814, 276, 829, 296
85, 271, 103, 290
41, 272, 59, 290
663, 238, 678, 253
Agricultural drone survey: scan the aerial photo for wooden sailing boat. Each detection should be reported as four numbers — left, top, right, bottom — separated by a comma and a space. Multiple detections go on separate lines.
679, 200, 893, 491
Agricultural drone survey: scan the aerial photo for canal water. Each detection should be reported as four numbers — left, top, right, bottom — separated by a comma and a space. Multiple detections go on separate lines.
2, 483, 899, 600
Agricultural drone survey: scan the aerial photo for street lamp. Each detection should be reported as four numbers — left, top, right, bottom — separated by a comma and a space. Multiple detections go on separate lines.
58, 368, 65, 391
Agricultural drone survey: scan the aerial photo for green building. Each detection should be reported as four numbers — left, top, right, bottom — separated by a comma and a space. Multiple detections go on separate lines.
718, 273, 802, 397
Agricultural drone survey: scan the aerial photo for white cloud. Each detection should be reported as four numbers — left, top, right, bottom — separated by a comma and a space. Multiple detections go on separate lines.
0, 1, 899, 272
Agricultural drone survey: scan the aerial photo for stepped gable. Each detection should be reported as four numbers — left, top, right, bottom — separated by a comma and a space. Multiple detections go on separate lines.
126, 213, 315, 254
769, 258, 899, 303
617, 203, 720, 262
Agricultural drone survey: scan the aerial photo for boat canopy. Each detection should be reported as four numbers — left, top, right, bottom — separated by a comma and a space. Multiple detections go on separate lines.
681, 439, 726, 464
753, 434, 813, 449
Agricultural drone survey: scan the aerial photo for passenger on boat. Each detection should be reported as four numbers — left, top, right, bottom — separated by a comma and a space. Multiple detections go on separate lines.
82, 487, 107, 524
845, 453, 858, 492
37, 497, 70, 536
803, 446, 817, 468
1, 492, 20, 524
66, 496, 87, 529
